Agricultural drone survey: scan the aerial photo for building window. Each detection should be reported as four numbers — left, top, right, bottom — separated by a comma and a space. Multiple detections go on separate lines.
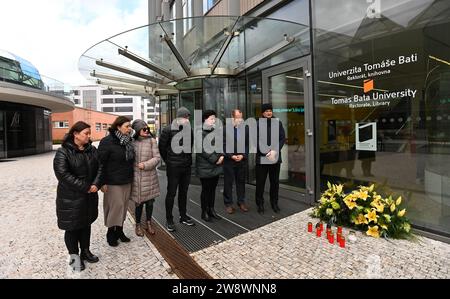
53, 121, 69, 129
102, 107, 114, 112
102, 123, 108, 130
72, 90, 80, 96
115, 107, 133, 112
95, 123, 101, 132
102, 90, 114, 95
73, 99, 80, 105
115, 98, 133, 104
102, 98, 114, 104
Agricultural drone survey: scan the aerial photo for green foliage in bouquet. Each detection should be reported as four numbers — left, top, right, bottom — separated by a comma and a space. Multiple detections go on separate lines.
313, 182, 412, 239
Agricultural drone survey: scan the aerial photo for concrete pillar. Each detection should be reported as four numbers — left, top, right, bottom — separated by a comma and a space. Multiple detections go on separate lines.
192, 0, 203, 17
148, 0, 157, 24
228, 0, 240, 16
175, 0, 184, 50
161, 0, 171, 21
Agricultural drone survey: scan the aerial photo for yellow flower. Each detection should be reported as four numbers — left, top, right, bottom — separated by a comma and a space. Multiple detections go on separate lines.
366, 226, 380, 238
326, 208, 333, 216
369, 184, 375, 192
365, 209, 378, 223
358, 191, 369, 201
344, 197, 357, 210
390, 203, 396, 212
371, 200, 385, 213
396, 196, 402, 206
354, 214, 368, 225
397, 209, 406, 217
380, 224, 388, 230
383, 214, 392, 223
403, 223, 411, 233
336, 184, 343, 194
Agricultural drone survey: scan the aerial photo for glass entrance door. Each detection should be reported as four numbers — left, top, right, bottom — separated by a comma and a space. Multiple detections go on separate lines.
262, 58, 314, 203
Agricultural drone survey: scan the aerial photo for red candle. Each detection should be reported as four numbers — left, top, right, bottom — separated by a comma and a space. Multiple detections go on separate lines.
337, 233, 342, 243
316, 227, 322, 237
308, 222, 313, 232
328, 234, 334, 244
338, 226, 343, 234
319, 223, 324, 231
339, 237, 346, 248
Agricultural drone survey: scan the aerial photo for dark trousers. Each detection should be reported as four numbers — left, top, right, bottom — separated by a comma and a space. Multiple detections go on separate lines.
200, 176, 219, 211
135, 199, 155, 223
165, 166, 191, 221
64, 226, 91, 255
223, 163, 246, 206
255, 163, 281, 207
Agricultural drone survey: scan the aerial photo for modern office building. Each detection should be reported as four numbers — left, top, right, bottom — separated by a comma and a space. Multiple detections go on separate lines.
0, 49, 74, 158
69, 85, 150, 122
79, 0, 450, 239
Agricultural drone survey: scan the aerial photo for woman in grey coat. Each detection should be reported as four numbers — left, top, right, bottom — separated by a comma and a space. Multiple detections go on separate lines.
131, 120, 161, 236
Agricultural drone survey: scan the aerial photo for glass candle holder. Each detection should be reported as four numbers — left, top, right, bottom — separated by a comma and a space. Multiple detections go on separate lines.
316, 227, 322, 237
339, 237, 346, 248
308, 222, 313, 232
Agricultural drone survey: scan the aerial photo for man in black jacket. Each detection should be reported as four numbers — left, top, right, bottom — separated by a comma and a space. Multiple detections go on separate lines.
255, 103, 286, 214
223, 109, 249, 214
158, 107, 195, 232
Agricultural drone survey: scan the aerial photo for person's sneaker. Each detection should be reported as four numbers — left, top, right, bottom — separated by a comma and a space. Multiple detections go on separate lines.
180, 216, 195, 226
166, 220, 176, 232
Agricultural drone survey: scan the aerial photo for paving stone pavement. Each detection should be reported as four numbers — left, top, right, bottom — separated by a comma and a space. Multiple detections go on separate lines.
0, 151, 177, 279
192, 208, 450, 279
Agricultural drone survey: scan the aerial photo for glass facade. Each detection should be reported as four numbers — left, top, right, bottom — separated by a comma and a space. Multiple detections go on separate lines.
0, 102, 52, 158
79, 0, 450, 237
312, 0, 450, 236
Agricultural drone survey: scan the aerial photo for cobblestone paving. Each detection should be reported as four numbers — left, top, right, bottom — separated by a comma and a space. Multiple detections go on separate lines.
192, 209, 450, 279
0, 151, 177, 279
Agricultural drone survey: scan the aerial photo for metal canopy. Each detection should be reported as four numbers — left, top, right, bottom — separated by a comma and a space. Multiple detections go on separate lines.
78, 16, 310, 95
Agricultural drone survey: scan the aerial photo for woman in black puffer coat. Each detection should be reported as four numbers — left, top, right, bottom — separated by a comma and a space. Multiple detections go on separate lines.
196, 110, 224, 222
53, 121, 103, 272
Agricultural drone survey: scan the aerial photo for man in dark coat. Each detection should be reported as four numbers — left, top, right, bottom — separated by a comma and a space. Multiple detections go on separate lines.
255, 103, 286, 214
223, 109, 249, 214
158, 107, 195, 232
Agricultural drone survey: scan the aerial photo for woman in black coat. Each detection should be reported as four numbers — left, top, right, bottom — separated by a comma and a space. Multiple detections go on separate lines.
98, 116, 134, 247
53, 121, 103, 272
196, 110, 224, 222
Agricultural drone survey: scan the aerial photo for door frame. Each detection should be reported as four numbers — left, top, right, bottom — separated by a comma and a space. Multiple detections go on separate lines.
262, 56, 315, 205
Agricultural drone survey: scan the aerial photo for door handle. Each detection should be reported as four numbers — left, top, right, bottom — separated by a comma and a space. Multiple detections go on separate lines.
307, 129, 313, 137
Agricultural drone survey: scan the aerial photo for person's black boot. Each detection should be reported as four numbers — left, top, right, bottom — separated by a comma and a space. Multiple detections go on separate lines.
201, 210, 211, 222
271, 202, 281, 213
208, 207, 221, 220
106, 227, 118, 247
80, 249, 99, 263
257, 205, 265, 214
116, 226, 131, 242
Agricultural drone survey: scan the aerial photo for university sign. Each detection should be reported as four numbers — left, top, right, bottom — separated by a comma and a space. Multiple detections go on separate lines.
329, 53, 420, 109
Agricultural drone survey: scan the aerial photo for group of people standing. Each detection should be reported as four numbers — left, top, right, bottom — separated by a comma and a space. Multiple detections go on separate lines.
53, 103, 285, 272
54, 116, 161, 272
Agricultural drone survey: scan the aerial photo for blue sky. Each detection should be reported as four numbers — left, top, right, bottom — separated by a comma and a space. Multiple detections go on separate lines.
0, 0, 148, 86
